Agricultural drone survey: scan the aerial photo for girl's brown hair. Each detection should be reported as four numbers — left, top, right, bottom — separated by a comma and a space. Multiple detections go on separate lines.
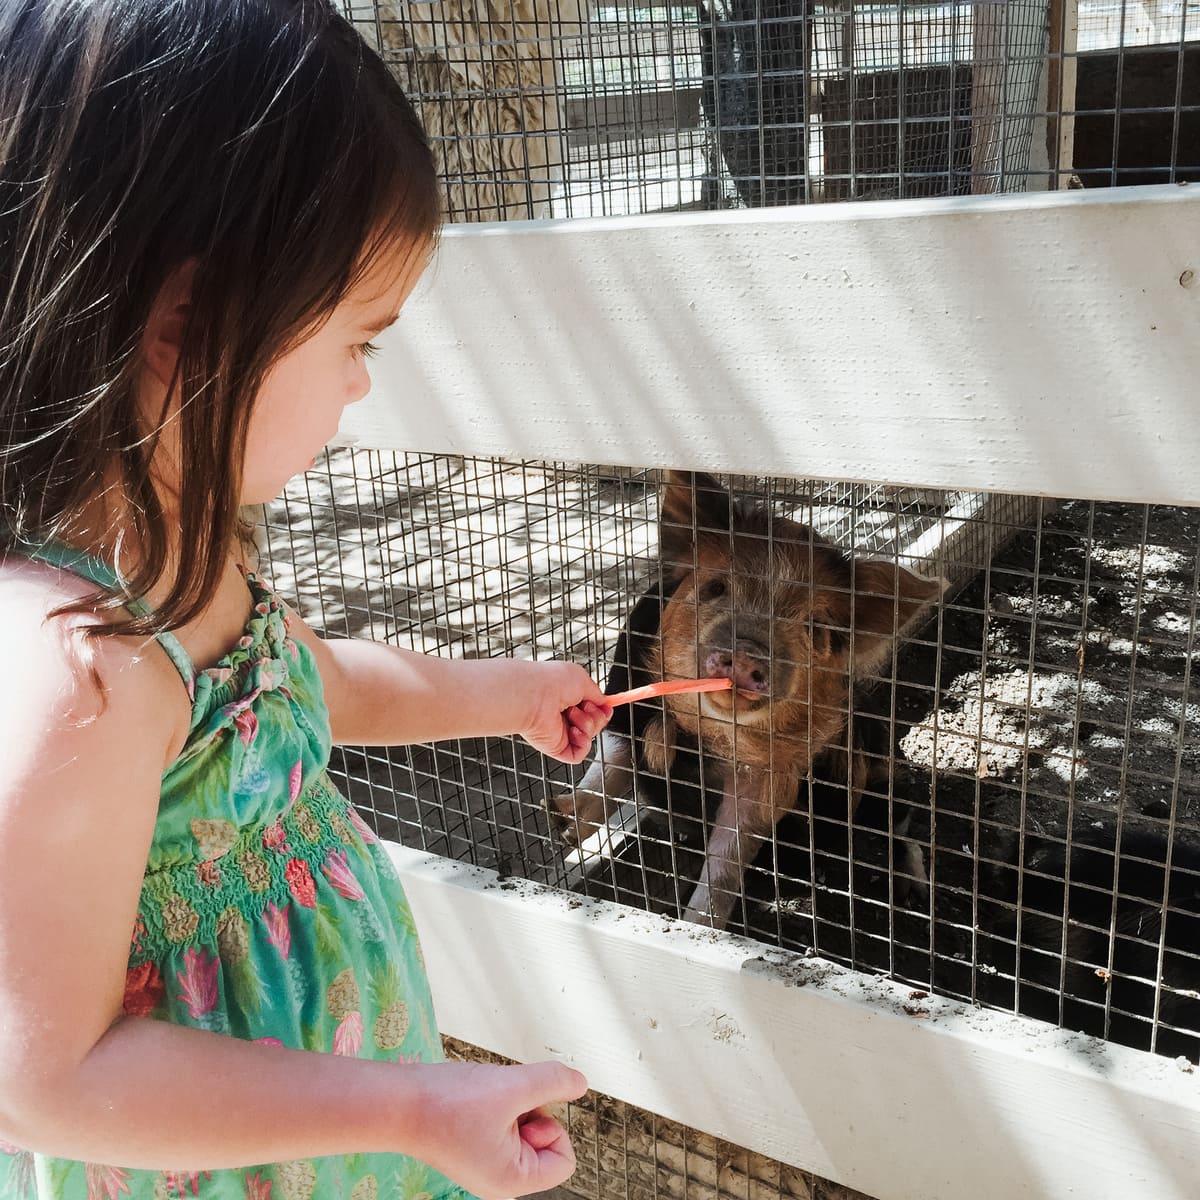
0, 0, 439, 638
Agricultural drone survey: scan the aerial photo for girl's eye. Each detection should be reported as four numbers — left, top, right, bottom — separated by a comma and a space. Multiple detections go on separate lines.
355, 341, 381, 360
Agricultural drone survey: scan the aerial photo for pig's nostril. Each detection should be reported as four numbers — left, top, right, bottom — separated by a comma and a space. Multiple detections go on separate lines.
705, 650, 734, 678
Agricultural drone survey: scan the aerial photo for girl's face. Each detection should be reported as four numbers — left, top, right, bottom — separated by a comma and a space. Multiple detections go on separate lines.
239, 244, 427, 505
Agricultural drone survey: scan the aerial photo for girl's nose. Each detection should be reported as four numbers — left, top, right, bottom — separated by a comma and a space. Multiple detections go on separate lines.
348, 362, 372, 406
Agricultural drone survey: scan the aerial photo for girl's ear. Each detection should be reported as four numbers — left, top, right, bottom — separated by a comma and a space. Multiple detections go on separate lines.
141, 259, 198, 389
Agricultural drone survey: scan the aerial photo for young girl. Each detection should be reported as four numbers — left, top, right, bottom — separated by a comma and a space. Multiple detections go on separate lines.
0, 3, 612, 1198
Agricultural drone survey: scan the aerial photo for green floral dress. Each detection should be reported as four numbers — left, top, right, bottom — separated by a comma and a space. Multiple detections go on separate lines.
0, 542, 472, 1200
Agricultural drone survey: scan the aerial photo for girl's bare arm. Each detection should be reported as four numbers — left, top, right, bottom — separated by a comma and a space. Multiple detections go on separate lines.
286, 608, 612, 761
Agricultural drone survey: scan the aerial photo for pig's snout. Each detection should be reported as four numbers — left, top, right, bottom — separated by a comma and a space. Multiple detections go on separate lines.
704, 642, 770, 696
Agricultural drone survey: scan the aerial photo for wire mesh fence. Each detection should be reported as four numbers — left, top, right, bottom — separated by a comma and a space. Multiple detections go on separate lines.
256, 452, 1200, 1065
342, 0, 1199, 219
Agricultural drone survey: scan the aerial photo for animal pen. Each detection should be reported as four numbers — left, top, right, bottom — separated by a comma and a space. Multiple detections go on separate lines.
265, 3, 1199, 1198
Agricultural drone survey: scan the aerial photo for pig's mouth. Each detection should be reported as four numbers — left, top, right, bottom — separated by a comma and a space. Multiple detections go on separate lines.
702, 684, 770, 724
729, 685, 770, 708
703, 648, 771, 710
702, 672, 770, 712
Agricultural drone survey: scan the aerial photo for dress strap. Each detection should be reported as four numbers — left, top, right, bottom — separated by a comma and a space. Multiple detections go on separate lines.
150, 630, 197, 691
12, 536, 197, 693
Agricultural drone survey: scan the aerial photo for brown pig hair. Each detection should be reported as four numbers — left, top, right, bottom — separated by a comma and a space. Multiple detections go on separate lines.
657, 470, 945, 679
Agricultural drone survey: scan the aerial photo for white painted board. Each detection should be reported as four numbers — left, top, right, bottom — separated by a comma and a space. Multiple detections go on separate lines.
387, 844, 1200, 1200
342, 184, 1200, 506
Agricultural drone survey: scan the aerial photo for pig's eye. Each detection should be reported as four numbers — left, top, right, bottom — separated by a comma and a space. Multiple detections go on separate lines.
699, 578, 727, 603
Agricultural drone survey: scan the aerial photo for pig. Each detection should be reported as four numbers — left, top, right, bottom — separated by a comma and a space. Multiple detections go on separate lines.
554, 470, 945, 928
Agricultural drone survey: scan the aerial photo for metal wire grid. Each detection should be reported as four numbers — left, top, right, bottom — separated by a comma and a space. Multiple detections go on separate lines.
341, 1, 1197, 218
256, 451, 1200, 1061
441, 1038, 873, 1200
547, 1087, 868, 1200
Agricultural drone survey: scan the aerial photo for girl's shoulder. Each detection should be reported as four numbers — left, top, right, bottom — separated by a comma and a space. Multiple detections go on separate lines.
0, 554, 191, 767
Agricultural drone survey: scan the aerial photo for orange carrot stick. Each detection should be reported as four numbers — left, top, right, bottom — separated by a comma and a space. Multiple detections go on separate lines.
604, 677, 733, 707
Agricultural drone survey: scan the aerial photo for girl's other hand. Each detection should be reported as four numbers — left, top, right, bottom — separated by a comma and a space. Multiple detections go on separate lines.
518, 662, 612, 764
411, 1059, 588, 1199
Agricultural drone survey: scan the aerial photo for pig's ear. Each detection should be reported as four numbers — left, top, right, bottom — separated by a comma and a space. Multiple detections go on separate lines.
833, 560, 946, 676
659, 471, 731, 564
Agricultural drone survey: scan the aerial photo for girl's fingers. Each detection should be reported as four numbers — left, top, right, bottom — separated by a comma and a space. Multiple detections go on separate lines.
516, 1061, 588, 1107
568, 700, 611, 735
517, 1109, 568, 1152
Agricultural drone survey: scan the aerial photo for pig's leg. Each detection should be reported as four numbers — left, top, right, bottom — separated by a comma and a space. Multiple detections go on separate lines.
552, 713, 678, 845
893, 808, 929, 906
683, 766, 776, 929
551, 728, 636, 844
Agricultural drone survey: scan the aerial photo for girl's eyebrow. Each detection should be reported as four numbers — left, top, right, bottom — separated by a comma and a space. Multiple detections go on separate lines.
363, 312, 400, 335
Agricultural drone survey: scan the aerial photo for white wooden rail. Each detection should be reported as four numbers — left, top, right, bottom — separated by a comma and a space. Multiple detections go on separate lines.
388, 845, 1200, 1200
344, 183, 1200, 506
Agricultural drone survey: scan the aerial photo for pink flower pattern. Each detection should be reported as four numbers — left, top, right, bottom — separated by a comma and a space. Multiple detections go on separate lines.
345, 806, 379, 845
233, 708, 259, 746
262, 901, 292, 960
256, 658, 286, 691
85, 1163, 132, 1200
196, 860, 221, 889
262, 821, 289, 854
176, 947, 220, 1018
162, 1171, 211, 1197
321, 849, 366, 902
287, 760, 303, 805
285, 857, 317, 908
219, 690, 261, 729
244, 1172, 273, 1200
333, 1010, 364, 1057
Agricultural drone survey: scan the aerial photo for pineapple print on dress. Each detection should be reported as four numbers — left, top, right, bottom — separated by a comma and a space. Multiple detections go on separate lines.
394, 1159, 435, 1200
191, 818, 238, 861
216, 906, 262, 1014
275, 1160, 317, 1200
293, 801, 322, 844
238, 847, 272, 893
160, 894, 200, 944
327, 967, 364, 1057
370, 963, 411, 1053
349, 1174, 378, 1200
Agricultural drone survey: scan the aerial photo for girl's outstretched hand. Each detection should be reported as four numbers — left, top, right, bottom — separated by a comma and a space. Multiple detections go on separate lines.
519, 661, 612, 765
410, 1059, 588, 1199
